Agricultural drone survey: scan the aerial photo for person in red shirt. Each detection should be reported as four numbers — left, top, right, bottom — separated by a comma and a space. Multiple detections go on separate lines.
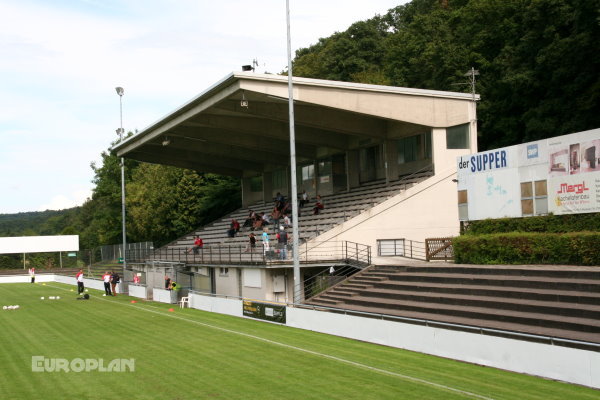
76, 269, 84, 294
187, 236, 203, 255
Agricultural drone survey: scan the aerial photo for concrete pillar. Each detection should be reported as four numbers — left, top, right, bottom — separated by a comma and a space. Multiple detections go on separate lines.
241, 177, 252, 208
383, 140, 399, 183
262, 171, 273, 204
346, 150, 360, 189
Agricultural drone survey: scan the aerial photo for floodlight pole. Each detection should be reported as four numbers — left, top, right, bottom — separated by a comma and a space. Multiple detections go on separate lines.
116, 87, 127, 275
286, 0, 301, 303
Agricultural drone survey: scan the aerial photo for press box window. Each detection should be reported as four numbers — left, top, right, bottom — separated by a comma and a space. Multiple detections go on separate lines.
446, 124, 470, 149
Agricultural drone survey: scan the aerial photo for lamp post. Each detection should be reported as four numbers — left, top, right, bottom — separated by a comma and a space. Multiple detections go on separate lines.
115, 87, 127, 273
285, 0, 301, 303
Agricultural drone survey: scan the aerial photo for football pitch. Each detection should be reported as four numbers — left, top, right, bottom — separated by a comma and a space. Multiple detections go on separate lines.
0, 283, 597, 400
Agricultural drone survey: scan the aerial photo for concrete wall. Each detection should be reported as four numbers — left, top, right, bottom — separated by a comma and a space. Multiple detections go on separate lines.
129, 284, 148, 299
184, 292, 600, 390
305, 166, 462, 264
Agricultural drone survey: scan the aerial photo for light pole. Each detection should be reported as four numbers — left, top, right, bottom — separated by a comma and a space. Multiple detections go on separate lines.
115, 87, 127, 274
285, 0, 301, 303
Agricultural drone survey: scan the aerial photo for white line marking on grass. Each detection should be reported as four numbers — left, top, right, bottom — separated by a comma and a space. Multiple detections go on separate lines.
46, 283, 494, 400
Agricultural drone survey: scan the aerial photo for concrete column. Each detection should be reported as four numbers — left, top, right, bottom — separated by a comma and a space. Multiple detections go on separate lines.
346, 150, 360, 189
241, 177, 252, 208
262, 171, 273, 203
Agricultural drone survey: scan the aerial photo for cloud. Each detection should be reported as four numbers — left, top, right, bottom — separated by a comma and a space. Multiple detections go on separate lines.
38, 189, 92, 212
0, 0, 404, 213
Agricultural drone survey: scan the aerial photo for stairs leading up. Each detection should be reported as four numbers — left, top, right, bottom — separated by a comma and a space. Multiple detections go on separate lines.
305, 264, 600, 346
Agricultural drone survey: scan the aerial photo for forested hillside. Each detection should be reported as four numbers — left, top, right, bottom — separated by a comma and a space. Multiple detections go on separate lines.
293, 0, 600, 151
1, 0, 598, 264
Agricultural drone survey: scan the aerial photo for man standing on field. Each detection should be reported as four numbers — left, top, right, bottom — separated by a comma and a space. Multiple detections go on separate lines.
28, 267, 35, 283
102, 271, 112, 296
76, 269, 84, 294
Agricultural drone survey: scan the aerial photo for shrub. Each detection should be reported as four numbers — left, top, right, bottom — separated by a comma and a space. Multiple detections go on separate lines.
462, 213, 600, 235
453, 232, 600, 266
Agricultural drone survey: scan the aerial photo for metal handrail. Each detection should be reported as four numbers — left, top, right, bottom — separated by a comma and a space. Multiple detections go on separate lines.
127, 240, 371, 267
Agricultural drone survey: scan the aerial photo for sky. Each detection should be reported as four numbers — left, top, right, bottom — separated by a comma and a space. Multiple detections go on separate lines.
0, 0, 405, 214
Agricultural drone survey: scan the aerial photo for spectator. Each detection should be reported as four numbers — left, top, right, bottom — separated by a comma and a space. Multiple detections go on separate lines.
262, 228, 270, 256
110, 271, 120, 296
245, 232, 257, 252
188, 236, 203, 254
102, 271, 112, 296
283, 214, 291, 228
165, 275, 171, 290
232, 219, 240, 233
28, 267, 35, 284
76, 269, 85, 295
253, 214, 264, 231
271, 207, 282, 230
261, 212, 271, 225
299, 190, 309, 208
243, 210, 255, 228
313, 195, 324, 215
276, 226, 289, 260
133, 273, 141, 284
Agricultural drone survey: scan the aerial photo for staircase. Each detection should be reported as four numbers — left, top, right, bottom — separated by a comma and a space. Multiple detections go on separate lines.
306, 264, 600, 346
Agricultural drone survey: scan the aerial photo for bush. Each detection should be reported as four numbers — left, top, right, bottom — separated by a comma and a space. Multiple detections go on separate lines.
463, 213, 600, 235
453, 232, 600, 266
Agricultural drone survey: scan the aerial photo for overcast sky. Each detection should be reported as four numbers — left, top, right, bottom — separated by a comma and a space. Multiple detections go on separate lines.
0, 0, 404, 214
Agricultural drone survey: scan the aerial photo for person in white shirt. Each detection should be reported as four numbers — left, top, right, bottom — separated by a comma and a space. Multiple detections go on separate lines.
76, 269, 85, 295
102, 271, 112, 296
28, 267, 35, 284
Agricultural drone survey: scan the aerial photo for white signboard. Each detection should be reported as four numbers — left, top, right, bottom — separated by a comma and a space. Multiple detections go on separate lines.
0, 235, 79, 254
457, 128, 600, 220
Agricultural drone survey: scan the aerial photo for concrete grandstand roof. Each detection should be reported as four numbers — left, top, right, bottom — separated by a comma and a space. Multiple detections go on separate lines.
114, 72, 479, 177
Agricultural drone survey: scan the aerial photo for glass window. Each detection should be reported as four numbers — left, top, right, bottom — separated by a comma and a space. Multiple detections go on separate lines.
446, 124, 470, 149
535, 180, 547, 196
397, 132, 432, 164
301, 165, 314, 181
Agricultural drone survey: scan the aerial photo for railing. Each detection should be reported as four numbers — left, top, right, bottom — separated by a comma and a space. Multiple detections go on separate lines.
299, 264, 364, 301
376, 238, 454, 262
126, 240, 371, 267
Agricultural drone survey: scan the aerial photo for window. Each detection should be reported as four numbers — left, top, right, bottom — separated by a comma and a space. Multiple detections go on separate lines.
377, 239, 405, 256
301, 164, 314, 181
446, 124, 470, 149
458, 190, 468, 221
219, 268, 229, 277
521, 180, 548, 216
397, 132, 432, 164
272, 169, 287, 190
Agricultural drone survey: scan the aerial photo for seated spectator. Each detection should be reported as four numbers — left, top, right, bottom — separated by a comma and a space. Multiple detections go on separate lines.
243, 210, 255, 228
261, 213, 271, 225
231, 219, 240, 233
283, 214, 291, 228
253, 215, 264, 230
281, 201, 291, 215
313, 195, 324, 215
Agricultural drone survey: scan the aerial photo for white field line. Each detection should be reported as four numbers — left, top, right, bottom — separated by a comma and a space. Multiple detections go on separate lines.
45, 283, 494, 400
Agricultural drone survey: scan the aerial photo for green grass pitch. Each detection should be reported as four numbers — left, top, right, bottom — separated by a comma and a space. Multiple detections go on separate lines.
0, 282, 597, 400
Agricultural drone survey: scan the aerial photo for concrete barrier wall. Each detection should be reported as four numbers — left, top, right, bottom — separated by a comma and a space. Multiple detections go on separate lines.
129, 284, 147, 299
286, 307, 600, 389
153, 288, 177, 304
189, 293, 243, 317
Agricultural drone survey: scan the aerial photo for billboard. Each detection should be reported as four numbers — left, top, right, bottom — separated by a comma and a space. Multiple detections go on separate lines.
0, 235, 79, 255
242, 300, 286, 323
457, 129, 600, 220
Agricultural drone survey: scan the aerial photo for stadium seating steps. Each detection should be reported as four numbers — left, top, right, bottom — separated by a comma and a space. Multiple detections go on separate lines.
161, 170, 433, 253
305, 264, 600, 345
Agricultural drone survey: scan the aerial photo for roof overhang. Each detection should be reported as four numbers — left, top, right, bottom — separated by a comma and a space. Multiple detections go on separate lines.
114, 72, 479, 177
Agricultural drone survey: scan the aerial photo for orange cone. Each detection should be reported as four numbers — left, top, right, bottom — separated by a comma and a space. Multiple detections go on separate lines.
168, 308, 175, 312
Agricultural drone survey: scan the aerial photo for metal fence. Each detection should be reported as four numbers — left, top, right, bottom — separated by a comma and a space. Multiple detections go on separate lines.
127, 240, 371, 267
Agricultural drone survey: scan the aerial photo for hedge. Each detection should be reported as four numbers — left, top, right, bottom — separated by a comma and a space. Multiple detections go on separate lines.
453, 232, 600, 266
462, 213, 600, 235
